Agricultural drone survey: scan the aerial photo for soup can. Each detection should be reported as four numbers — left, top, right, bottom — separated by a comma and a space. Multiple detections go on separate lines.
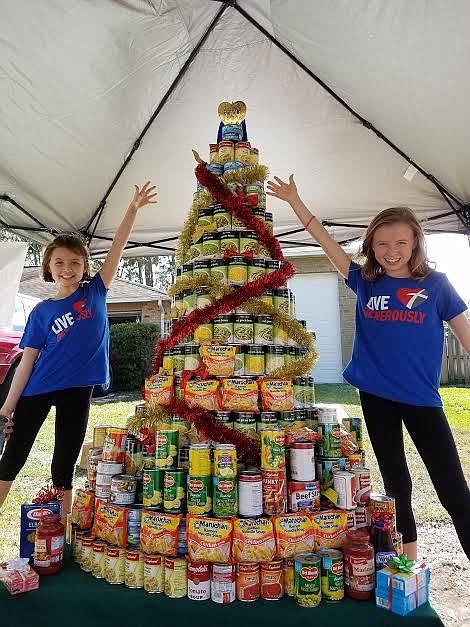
188, 562, 211, 601
105, 545, 126, 584
236, 562, 260, 602
211, 563, 236, 603
144, 554, 165, 593
260, 560, 284, 600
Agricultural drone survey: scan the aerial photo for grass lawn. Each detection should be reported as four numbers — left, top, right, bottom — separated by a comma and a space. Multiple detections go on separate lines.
0, 384, 468, 562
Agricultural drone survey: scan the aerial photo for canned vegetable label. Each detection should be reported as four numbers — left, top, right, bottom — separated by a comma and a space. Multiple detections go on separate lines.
294, 554, 321, 607
187, 476, 212, 515
163, 469, 186, 513
155, 430, 179, 468
213, 476, 238, 518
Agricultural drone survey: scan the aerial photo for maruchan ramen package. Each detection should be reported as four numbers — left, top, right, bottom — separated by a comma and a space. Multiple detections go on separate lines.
200, 344, 236, 377
71, 489, 95, 530
145, 375, 174, 405
273, 513, 315, 558
140, 510, 182, 556
221, 378, 259, 412
232, 517, 276, 563
187, 515, 232, 564
260, 379, 294, 412
92, 500, 128, 548
184, 379, 220, 411
311, 509, 348, 550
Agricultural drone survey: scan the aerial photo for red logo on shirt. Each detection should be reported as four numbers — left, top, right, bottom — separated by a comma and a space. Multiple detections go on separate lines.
396, 288, 428, 309
72, 298, 93, 320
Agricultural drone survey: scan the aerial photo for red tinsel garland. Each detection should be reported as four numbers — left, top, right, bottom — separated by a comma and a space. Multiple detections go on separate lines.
150, 162, 296, 462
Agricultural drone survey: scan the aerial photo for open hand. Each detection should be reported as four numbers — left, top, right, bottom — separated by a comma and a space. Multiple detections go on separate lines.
266, 174, 299, 204
129, 181, 157, 211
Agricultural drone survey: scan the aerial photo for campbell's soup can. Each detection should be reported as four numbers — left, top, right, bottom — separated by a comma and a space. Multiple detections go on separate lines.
187, 562, 211, 601
260, 559, 284, 600
211, 563, 236, 604
125, 549, 144, 589
80, 534, 93, 572
164, 557, 187, 598
102, 427, 128, 462
144, 554, 164, 593
236, 562, 260, 602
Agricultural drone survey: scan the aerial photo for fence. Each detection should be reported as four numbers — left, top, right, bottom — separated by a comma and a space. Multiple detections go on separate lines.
441, 328, 470, 385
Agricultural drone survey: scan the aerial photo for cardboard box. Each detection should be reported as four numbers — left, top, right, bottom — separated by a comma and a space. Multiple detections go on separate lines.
376, 563, 430, 597
376, 584, 429, 616
20, 502, 62, 562
0, 561, 39, 595
79, 440, 93, 470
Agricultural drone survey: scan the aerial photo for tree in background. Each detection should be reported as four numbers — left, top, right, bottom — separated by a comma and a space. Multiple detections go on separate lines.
0, 229, 42, 265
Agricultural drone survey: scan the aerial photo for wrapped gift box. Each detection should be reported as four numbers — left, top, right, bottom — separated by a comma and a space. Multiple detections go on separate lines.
376, 584, 429, 616
0, 558, 40, 595
376, 563, 430, 597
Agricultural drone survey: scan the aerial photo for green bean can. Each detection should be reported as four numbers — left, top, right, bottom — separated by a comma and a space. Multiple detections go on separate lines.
172, 347, 185, 376
273, 288, 290, 314
278, 411, 295, 429
294, 553, 321, 607
306, 377, 315, 406
247, 258, 266, 282
318, 423, 342, 458
163, 468, 187, 514
196, 287, 213, 309
212, 476, 238, 518
213, 314, 234, 343
254, 315, 273, 344
257, 411, 278, 432
220, 230, 239, 254
233, 314, 253, 344
233, 412, 257, 435
202, 232, 220, 257
266, 260, 281, 274
253, 207, 266, 223
316, 548, 344, 602
265, 212, 273, 233
239, 230, 259, 255
210, 258, 228, 283
182, 262, 193, 279
193, 259, 211, 282
197, 207, 213, 227
182, 289, 196, 315
231, 213, 246, 229
143, 468, 164, 509
293, 377, 307, 408
189, 240, 202, 260
213, 204, 231, 230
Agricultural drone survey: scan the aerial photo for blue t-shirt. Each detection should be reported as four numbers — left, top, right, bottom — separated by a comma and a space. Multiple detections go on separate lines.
20, 273, 109, 396
343, 262, 467, 407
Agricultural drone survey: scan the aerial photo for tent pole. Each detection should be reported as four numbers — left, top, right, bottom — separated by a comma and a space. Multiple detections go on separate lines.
0, 194, 52, 232
85, 2, 229, 244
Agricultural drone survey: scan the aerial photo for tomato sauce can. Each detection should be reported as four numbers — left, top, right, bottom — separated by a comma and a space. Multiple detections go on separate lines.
283, 558, 295, 597
294, 553, 321, 607
102, 427, 128, 462
262, 469, 287, 516
236, 562, 260, 602
211, 563, 236, 603
144, 554, 164, 593
164, 556, 187, 598
187, 561, 211, 601
125, 549, 144, 588
260, 559, 284, 600
105, 545, 126, 584
316, 548, 344, 602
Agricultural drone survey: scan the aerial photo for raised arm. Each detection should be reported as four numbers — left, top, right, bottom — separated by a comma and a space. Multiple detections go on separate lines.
99, 181, 157, 288
266, 175, 351, 278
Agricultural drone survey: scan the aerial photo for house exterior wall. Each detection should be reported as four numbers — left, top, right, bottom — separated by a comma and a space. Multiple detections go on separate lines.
289, 255, 355, 370
106, 301, 171, 326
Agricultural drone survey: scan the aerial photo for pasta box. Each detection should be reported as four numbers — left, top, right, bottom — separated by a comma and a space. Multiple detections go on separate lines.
20, 502, 62, 562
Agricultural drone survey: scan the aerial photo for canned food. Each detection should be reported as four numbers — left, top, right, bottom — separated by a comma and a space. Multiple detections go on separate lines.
164, 556, 187, 598
202, 232, 220, 257
334, 471, 357, 510
273, 288, 290, 314
125, 549, 144, 589
163, 468, 187, 514
238, 471, 263, 518
127, 505, 143, 546
261, 429, 285, 471
87, 446, 103, 490
236, 562, 260, 602
290, 441, 315, 482
235, 141, 251, 163
245, 345, 265, 376
222, 124, 242, 141
210, 258, 228, 283
197, 207, 213, 227
293, 377, 307, 409
80, 534, 93, 572
182, 262, 193, 279
144, 554, 164, 593
369, 493, 397, 533
207, 163, 224, 176
143, 468, 164, 508
219, 231, 239, 255
172, 347, 185, 376
93, 425, 110, 448
250, 147, 259, 165
187, 475, 212, 515
278, 411, 295, 430
318, 423, 342, 458
260, 560, 284, 600
189, 444, 211, 476
184, 345, 202, 371
265, 346, 286, 374
253, 316, 273, 345
213, 444, 237, 477
262, 469, 287, 516
227, 256, 248, 285
188, 562, 211, 601
316, 548, 344, 602
257, 411, 278, 432
288, 480, 320, 513
262, 288, 274, 307
350, 465, 371, 504
265, 212, 273, 232
233, 345, 245, 376
213, 475, 238, 518
273, 324, 288, 346
213, 204, 231, 231
316, 457, 347, 491
247, 258, 265, 283
233, 412, 257, 436
105, 545, 126, 584
239, 231, 258, 255
354, 503, 369, 529
182, 289, 196, 315
212, 563, 236, 604
209, 144, 218, 163
110, 474, 137, 505
233, 314, 253, 344
218, 140, 235, 162
213, 314, 233, 343
102, 428, 128, 463
155, 430, 179, 468
189, 240, 202, 260
349, 416, 363, 447
294, 553, 321, 607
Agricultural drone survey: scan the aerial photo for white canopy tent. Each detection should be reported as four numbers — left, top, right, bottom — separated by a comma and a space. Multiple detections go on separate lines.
1, 0, 469, 257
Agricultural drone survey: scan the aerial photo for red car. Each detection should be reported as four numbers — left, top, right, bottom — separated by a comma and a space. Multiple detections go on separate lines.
0, 293, 112, 403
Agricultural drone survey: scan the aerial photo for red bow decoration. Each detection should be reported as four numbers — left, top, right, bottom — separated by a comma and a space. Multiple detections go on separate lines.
32, 483, 64, 504
223, 249, 255, 261
180, 363, 209, 389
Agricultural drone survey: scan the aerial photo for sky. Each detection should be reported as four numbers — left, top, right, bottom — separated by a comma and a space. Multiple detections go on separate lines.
426, 234, 470, 306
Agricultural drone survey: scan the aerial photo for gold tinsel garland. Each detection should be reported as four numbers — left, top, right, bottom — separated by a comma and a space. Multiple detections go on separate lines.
126, 403, 172, 434
175, 164, 269, 265
168, 275, 231, 299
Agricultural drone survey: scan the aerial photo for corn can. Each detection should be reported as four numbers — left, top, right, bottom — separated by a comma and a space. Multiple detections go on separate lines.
294, 553, 321, 607
316, 548, 344, 602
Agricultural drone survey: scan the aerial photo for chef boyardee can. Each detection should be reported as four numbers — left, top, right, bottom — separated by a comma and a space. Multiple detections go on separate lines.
210, 258, 228, 284
316, 548, 344, 602
163, 468, 187, 514
294, 553, 321, 607
220, 230, 240, 254
247, 258, 266, 282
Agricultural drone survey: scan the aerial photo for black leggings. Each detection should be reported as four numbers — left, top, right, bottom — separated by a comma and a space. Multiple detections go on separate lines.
0, 386, 93, 490
360, 390, 470, 559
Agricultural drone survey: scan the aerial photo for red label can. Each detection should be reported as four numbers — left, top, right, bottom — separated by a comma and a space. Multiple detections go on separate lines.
236, 562, 260, 602
102, 427, 127, 462
262, 469, 287, 515
211, 563, 235, 604
188, 562, 211, 601
260, 559, 284, 600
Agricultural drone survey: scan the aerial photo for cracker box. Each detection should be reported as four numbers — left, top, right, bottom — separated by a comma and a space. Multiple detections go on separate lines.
20, 502, 62, 562
0, 558, 39, 595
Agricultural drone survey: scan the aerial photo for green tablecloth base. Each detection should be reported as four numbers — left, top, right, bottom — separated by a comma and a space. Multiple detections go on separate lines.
1, 554, 444, 627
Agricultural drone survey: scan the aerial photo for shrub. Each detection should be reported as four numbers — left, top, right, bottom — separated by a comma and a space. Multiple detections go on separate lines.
109, 323, 160, 391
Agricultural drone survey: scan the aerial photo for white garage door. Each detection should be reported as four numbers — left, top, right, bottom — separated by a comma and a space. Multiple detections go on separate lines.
289, 273, 343, 383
